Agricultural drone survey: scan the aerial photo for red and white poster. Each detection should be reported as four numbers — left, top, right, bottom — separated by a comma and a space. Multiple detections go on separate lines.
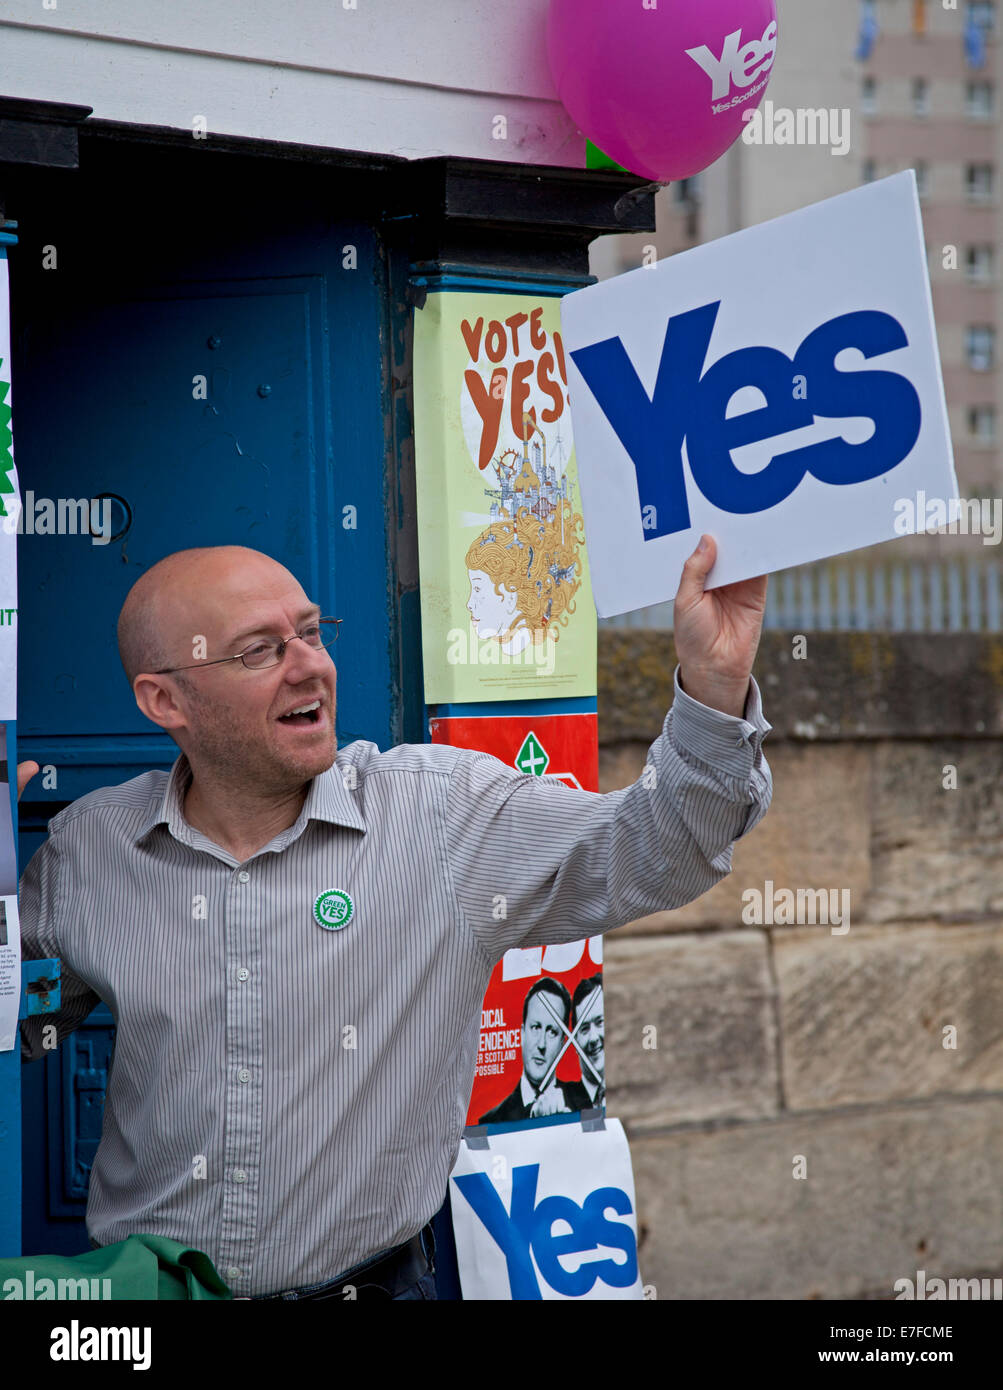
468, 934, 605, 1127
429, 712, 605, 1127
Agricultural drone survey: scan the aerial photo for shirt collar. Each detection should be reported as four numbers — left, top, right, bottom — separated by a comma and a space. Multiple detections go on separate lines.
135, 751, 367, 846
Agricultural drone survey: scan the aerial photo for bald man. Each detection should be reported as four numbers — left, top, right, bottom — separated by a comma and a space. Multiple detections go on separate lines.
17, 538, 774, 1300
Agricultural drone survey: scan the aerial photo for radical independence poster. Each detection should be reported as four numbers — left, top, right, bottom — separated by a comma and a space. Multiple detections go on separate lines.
428, 711, 605, 1127
413, 291, 597, 704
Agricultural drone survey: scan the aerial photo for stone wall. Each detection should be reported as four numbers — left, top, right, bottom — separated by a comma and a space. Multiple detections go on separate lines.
598, 630, 1003, 1300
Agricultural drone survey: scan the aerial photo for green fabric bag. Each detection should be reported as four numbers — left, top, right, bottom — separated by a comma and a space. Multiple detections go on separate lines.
0, 1233, 233, 1301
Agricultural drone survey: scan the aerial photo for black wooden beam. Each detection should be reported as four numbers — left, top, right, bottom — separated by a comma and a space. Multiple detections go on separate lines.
0, 95, 92, 170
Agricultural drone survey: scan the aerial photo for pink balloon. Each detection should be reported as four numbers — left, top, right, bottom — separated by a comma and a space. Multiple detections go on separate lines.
546, 0, 778, 183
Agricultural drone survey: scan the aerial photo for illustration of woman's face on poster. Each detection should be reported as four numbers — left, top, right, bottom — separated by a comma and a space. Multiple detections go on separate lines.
466, 569, 517, 637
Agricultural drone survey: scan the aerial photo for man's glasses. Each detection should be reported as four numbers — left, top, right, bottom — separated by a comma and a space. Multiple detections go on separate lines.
155, 618, 343, 674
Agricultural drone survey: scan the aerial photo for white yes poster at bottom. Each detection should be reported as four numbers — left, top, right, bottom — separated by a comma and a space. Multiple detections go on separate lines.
449, 1117, 644, 1300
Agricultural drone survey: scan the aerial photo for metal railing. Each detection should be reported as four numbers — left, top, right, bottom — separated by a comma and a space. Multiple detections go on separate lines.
597, 556, 1003, 632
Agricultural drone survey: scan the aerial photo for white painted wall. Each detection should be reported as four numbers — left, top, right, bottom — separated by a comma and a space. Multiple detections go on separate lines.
0, 0, 582, 165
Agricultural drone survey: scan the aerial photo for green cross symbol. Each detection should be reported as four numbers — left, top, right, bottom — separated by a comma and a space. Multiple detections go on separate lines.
515, 731, 549, 777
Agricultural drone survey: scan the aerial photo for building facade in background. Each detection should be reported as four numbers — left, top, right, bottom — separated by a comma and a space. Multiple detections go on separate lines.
592, 0, 1003, 632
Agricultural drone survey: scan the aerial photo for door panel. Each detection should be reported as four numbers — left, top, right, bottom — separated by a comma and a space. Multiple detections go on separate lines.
17, 279, 330, 779
12, 145, 398, 1255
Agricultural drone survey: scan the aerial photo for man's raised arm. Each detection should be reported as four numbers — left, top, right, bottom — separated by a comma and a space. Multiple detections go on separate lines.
443, 534, 772, 960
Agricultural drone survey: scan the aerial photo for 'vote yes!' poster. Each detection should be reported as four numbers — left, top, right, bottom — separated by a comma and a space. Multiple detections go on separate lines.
413, 291, 597, 703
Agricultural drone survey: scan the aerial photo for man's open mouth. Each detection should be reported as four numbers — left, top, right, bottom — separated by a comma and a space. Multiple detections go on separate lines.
277, 700, 322, 726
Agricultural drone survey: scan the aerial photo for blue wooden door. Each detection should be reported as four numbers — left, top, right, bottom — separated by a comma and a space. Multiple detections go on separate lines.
13, 151, 401, 1254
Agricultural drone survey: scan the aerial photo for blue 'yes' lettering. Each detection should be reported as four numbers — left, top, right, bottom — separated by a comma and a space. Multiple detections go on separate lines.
452, 1161, 639, 1299
568, 302, 923, 539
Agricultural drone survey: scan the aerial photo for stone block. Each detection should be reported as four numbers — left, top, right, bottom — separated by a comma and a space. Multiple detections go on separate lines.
604, 932, 778, 1126
775, 922, 1003, 1108
627, 1098, 1003, 1299
868, 742, 1003, 921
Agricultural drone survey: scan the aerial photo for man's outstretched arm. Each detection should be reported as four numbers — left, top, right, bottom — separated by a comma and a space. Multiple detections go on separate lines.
443, 535, 772, 960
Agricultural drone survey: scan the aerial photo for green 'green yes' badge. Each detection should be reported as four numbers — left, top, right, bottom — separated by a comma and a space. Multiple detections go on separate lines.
313, 888, 354, 932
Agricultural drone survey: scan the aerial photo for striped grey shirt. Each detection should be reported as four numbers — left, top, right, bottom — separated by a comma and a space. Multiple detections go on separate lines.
19, 666, 772, 1296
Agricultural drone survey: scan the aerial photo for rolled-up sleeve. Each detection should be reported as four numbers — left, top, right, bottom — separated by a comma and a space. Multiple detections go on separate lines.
444, 666, 773, 962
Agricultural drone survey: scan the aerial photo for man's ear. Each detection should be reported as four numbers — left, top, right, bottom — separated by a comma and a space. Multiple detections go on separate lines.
132, 673, 188, 733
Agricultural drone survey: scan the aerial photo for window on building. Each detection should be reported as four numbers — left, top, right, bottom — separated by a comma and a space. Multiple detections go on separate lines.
861, 75, 878, 114
966, 163, 995, 200
966, 80, 994, 116
968, 1, 996, 33
969, 405, 996, 440
967, 325, 996, 369
912, 78, 930, 115
966, 244, 996, 282
914, 161, 929, 198
862, 158, 877, 183
673, 175, 702, 205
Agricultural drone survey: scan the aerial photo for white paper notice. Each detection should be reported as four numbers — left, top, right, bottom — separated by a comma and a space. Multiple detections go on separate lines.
0, 249, 19, 1052
0, 253, 18, 719
1, 725, 16, 1051
0, 736, 14, 899
560, 171, 959, 616
0, 895, 20, 1052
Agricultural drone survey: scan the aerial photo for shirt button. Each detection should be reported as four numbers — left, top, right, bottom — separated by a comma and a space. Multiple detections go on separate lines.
237, 968, 249, 982
233, 1169, 247, 1183
237, 1068, 251, 1083
227, 1266, 242, 1279
237, 871, 250, 883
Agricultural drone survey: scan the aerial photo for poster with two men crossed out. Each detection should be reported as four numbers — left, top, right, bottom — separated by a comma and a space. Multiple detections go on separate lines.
428, 710, 605, 1128
468, 941, 605, 1129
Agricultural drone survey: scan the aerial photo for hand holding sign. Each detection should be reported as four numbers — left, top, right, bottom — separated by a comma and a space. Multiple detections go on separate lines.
675, 535, 766, 718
